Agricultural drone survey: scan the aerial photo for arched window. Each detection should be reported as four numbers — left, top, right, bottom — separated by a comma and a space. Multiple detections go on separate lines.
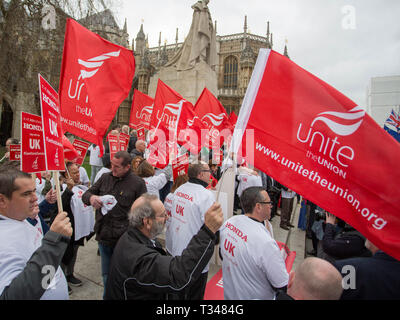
223, 56, 238, 89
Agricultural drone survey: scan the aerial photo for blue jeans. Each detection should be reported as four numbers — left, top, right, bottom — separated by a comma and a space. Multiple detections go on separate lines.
98, 243, 114, 299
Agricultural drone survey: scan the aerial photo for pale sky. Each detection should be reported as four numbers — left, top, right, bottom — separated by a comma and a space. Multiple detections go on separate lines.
110, 0, 400, 108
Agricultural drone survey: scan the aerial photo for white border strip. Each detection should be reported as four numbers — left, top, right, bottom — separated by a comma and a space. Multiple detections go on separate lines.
230, 49, 271, 155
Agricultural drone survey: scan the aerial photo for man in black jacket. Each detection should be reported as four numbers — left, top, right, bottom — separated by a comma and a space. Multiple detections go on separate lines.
105, 193, 223, 300
82, 151, 147, 295
335, 239, 400, 300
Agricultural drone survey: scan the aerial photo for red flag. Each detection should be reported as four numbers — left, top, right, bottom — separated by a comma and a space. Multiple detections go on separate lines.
194, 88, 232, 150
234, 49, 400, 261
62, 135, 79, 162
148, 80, 204, 162
59, 19, 135, 156
129, 89, 154, 130
228, 112, 238, 128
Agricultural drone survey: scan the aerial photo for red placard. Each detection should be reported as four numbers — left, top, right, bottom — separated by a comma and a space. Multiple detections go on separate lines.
72, 139, 91, 166
20, 112, 46, 173
38, 74, 65, 171
136, 125, 146, 141
108, 134, 120, 161
9, 145, 21, 161
172, 154, 189, 181
119, 132, 130, 151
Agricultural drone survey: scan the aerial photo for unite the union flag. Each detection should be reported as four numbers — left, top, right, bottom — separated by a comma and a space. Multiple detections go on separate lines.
232, 49, 400, 261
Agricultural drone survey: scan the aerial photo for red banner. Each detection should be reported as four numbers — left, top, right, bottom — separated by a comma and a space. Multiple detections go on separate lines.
172, 154, 189, 181
38, 74, 65, 171
72, 139, 91, 166
9, 145, 21, 161
59, 19, 135, 156
234, 49, 400, 261
20, 112, 46, 173
129, 89, 154, 130
108, 134, 120, 161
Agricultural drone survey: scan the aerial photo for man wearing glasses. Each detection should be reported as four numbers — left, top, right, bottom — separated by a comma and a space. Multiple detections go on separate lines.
168, 162, 216, 299
105, 193, 223, 300
220, 186, 289, 300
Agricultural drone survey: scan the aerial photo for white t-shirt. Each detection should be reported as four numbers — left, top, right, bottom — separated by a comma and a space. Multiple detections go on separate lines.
143, 174, 167, 198
35, 178, 46, 204
88, 145, 103, 166
70, 185, 95, 241
220, 215, 289, 300
281, 189, 296, 199
79, 166, 90, 186
236, 173, 263, 197
0, 215, 68, 300
169, 182, 215, 273
164, 192, 174, 254
94, 167, 111, 184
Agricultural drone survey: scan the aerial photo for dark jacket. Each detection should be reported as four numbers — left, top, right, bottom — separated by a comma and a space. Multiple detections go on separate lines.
334, 251, 400, 300
82, 171, 147, 247
130, 148, 144, 159
321, 223, 371, 262
105, 224, 216, 300
127, 135, 137, 154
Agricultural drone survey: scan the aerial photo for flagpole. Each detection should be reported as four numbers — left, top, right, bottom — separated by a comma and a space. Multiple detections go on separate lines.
53, 171, 64, 213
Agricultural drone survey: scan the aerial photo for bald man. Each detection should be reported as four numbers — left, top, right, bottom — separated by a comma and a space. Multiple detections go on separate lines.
277, 257, 343, 300
105, 193, 223, 300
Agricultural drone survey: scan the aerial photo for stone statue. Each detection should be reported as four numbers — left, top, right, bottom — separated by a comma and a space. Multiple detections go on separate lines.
165, 0, 218, 71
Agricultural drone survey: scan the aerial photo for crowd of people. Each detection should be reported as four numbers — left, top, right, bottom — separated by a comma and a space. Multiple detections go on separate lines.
0, 126, 399, 300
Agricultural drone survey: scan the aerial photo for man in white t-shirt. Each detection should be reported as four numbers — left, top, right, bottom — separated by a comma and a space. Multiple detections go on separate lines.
220, 186, 289, 300
236, 168, 263, 198
0, 169, 72, 300
88, 144, 103, 184
169, 162, 216, 299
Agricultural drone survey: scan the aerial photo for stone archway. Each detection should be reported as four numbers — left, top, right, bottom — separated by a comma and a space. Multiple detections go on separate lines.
0, 99, 14, 146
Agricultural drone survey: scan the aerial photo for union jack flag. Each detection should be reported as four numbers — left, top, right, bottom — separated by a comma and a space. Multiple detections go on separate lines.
385, 109, 400, 131
383, 108, 400, 143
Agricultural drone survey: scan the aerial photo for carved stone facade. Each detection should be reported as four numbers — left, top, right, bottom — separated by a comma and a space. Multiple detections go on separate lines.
130, 17, 290, 120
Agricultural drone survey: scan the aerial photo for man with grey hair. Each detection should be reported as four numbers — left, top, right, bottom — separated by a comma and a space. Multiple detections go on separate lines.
278, 257, 343, 300
130, 140, 146, 158
168, 161, 215, 299
105, 193, 223, 300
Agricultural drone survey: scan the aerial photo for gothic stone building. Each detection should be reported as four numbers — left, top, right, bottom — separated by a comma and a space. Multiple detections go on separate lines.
123, 16, 290, 124
0, 8, 289, 144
